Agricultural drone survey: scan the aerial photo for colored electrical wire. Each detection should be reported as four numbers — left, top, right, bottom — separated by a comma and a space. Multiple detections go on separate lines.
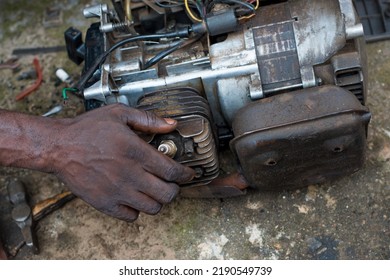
143, 41, 183, 69
15, 57, 43, 101
75, 29, 190, 91
195, 0, 205, 18
207, 0, 255, 14
238, 0, 259, 20
155, 0, 183, 8
252, 0, 259, 10
143, 33, 203, 69
62, 87, 79, 100
226, 0, 255, 12
184, 0, 203, 22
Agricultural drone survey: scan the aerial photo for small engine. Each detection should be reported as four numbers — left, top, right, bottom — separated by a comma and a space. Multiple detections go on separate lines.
66, 0, 371, 197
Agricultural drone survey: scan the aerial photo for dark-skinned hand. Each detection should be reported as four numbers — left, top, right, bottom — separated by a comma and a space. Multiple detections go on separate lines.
47, 104, 195, 222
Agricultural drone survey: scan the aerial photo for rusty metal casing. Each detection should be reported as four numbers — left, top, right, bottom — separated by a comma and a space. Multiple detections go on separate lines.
230, 85, 371, 190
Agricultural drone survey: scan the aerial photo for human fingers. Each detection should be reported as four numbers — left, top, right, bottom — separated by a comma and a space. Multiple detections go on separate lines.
135, 141, 195, 183
116, 106, 178, 134
102, 204, 140, 222
117, 190, 163, 215
134, 171, 180, 204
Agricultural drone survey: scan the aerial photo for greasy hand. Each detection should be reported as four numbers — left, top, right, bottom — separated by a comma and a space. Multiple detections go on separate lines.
50, 104, 195, 222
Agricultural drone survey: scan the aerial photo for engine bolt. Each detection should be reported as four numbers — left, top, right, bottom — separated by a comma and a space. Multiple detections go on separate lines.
158, 140, 177, 158
194, 167, 203, 178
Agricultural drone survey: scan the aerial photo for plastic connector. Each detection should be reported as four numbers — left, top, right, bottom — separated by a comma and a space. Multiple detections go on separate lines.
192, 9, 238, 36
65, 27, 85, 65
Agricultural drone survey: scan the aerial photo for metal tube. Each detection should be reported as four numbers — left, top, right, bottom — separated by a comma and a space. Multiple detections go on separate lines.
118, 64, 259, 94
346, 23, 364, 40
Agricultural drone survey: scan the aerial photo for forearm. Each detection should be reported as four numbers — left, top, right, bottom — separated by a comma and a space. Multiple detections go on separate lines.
0, 109, 63, 173
0, 105, 194, 222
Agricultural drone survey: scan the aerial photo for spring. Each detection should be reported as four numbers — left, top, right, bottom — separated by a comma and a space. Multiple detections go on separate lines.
100, 21, 131, 33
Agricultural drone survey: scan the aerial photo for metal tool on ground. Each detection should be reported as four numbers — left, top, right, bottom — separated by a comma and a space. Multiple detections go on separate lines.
42, 105, 63, 117
15, 57, 43, 101
12, 46, 66, 56
32, 191, 75, 222
4, 186, 74, 258
7, 179, 39, 254
17, 69, 37, 80
0, 57, 20, 71
43, 7, 63, 28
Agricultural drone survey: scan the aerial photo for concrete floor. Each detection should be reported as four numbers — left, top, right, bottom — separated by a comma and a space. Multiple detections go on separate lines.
0, 0, 389, 259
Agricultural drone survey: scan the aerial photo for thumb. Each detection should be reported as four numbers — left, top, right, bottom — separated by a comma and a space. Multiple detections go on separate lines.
124, 108, 177, 134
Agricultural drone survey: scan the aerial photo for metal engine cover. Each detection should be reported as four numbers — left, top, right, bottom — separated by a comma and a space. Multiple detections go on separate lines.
231, 85, 371, 191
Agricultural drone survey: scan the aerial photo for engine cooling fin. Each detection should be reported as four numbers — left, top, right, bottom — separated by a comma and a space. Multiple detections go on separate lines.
137, 87, 219, 188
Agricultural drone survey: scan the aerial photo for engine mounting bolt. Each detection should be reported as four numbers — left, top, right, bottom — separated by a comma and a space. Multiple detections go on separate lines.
194, 167, 204, 178
158, 140, 177, 158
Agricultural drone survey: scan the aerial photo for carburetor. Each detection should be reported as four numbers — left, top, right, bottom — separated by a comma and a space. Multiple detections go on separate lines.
65, 0, 371, 197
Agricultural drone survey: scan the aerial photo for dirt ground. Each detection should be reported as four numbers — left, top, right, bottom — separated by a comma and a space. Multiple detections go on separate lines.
0, 0, 389, 260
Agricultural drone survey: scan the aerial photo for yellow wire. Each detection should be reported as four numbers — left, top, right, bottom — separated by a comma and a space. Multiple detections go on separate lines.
184, 0, 203, 22
239, 0, 259, 20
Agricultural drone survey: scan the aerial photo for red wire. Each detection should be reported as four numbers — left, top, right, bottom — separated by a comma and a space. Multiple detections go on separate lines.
15, 57, 43, 101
